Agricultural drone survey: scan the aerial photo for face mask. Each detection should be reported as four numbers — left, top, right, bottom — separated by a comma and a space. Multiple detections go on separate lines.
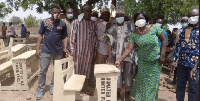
78, 13, 84, 21
135, 19, 146, 27
181, 23, 188, 28
91, 17, 97, 22
116, 17, 124, 24
188, 16, 199, 25
67, 14, 73, 19
156, 23, 162, 27
52, 13, 60, 20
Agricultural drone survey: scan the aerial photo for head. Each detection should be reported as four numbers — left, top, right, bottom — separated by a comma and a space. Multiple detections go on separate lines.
21, 24, 24, 27
9, 22, 12, 26
188, 8, 199, 25
101, 7, 110, 22
116, 4, 125, 24
66, 8, 73, 20
156, 19, 164, 27
50, 4, 61, 20
134, 11, 149, 27
125, 16, 131, 22
91, 11, 98, 22
181, 16, 188, 28
3, 23, 5, 26
82, 4, 92, 20
172, 28, 178, 38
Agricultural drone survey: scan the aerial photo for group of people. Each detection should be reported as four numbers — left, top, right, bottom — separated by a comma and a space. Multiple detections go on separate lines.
34, 3, 199, 101
1, 22, 28, 39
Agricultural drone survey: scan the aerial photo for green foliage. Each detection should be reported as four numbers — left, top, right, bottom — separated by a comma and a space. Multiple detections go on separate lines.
24, 14, 37, 27
123, 0, 199, 24
10, 16, 23, 26
0, 2, 11, 19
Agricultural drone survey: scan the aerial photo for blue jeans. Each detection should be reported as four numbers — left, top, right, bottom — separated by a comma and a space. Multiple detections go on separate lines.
176, 64, 199, 101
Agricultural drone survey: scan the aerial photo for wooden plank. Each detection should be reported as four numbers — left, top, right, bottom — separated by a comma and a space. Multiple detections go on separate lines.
62, 65, 74, 77
60, 56, 73, 64
12, 50, 36, 60
27, 69, 40, 83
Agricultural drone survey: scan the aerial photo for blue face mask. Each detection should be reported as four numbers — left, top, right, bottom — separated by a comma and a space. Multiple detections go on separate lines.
67, 14, 73, 19
116, 17, 124, 24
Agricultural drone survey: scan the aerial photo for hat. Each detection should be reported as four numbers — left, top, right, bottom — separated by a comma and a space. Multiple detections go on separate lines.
101, 7, 110, 13
116, 4, 124, 14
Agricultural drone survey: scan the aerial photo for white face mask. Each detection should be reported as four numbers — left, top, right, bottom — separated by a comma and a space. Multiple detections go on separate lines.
181, 23, 188, 28
135, 19, 146, 27
156, 23, 162, 27
188, 16, 199, 25
91, 17, 97, 22
52, 13, 60, 19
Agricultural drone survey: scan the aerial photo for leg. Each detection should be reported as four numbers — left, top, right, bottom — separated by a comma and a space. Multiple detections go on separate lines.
176, 65, 188, 101
188, 68, 199, 101
38, 54, 52, 91
173, 67, 177, 84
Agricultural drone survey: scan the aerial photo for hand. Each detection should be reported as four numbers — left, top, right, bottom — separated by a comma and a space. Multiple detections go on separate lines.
158, 56, 165, 65
106, 22, 111, 30
170, 62, 177, 73
115, 60, 121, 67
36, 49, 41, 58
63, 48, 70, 57
107, 55, 113, 64
70, 51, 74, 56
190, 68, 197, 80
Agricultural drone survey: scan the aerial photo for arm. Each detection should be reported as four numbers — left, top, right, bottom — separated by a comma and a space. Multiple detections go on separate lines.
190, 59, 199, 80
115, 42, 135, 66
158, 32, 166, 57
62, 23, 69, 56
36, 34, 43, 58
70, 20, 77, 55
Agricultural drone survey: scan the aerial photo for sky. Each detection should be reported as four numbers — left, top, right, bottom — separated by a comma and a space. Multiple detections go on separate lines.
1, 0, 181, 31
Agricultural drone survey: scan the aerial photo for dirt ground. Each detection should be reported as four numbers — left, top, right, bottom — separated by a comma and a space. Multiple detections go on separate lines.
0, 34, 188, 101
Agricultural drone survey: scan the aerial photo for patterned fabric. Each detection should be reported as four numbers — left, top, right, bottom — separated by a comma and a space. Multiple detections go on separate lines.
129, 24, 162, 101
44, 19, 53, 31
172, 25, 199, 68
70, 19, 98, 79
106, 21, 137, 89
63, 19, 73, 50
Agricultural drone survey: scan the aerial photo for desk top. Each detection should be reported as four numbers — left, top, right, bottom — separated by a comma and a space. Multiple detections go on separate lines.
12, 50, 36, 60
11, 44, 27, 52
94, 64, 120, 74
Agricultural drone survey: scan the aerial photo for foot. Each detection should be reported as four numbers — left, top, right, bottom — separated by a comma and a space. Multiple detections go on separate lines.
50, 86, 53, 95
36, 91, 43, 100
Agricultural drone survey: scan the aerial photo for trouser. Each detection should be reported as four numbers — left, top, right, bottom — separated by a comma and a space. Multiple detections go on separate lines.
38, 53, 63, 91
118, 61, 137, 91
176, 64, 199, 101
95, 52, 108, 64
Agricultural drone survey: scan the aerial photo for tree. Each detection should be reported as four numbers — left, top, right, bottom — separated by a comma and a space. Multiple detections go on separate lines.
10, 16, 23, 26
24, 14, 37, 27
0, 2, 11, 19
123, 0, 199, 24
5, 0, 116, 19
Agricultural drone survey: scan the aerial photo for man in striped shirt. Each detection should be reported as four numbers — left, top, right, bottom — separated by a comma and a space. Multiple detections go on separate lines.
70, 4, 98, 95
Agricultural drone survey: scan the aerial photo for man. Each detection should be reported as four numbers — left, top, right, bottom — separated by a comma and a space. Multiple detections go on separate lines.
70, 4, 98, 95
106, 4, 137, 101
177, 16, 189, 42
35, 4, 68, 100
172, 8, 199, 101
9, 22, 15, 38
21, 24, 27, 38
63, 8, 74, 51
96, 7, 111, 64
2, 23, 7, 39
156, 19, 168, 46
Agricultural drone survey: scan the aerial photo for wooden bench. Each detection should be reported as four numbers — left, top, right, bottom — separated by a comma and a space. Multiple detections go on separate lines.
11, 50, 40, 91
0, 47, 15, 91
53, 56, 86, 101
9, 37, 26, 47
0, 39, 5, 49
11, 44, 27, 57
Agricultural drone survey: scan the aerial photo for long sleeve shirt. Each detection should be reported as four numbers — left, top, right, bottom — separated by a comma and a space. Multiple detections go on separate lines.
172, 25, 199, 68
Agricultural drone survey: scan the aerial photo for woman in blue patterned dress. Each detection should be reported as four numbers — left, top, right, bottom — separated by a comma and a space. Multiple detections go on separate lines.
115, 11, 166, 101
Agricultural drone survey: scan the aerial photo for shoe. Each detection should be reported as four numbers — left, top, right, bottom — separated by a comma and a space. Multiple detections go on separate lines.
36, 91, 43, 100
50, 86, 53, 95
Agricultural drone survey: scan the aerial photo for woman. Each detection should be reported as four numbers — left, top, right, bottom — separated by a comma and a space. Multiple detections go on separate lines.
115, 11, 166, 101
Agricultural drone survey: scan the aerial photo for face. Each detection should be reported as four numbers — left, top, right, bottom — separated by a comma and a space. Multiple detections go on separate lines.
156, 19, 163, 24
3, 23, 5, 26
136, 14, 145, 21
102, 11, 110, 22
66, 9, 73, 15
91, 12, 98, 18
116, 13, 124, 18
51, 8, 61, 19
83, 7, 92, 19
181, 18, 188, 23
